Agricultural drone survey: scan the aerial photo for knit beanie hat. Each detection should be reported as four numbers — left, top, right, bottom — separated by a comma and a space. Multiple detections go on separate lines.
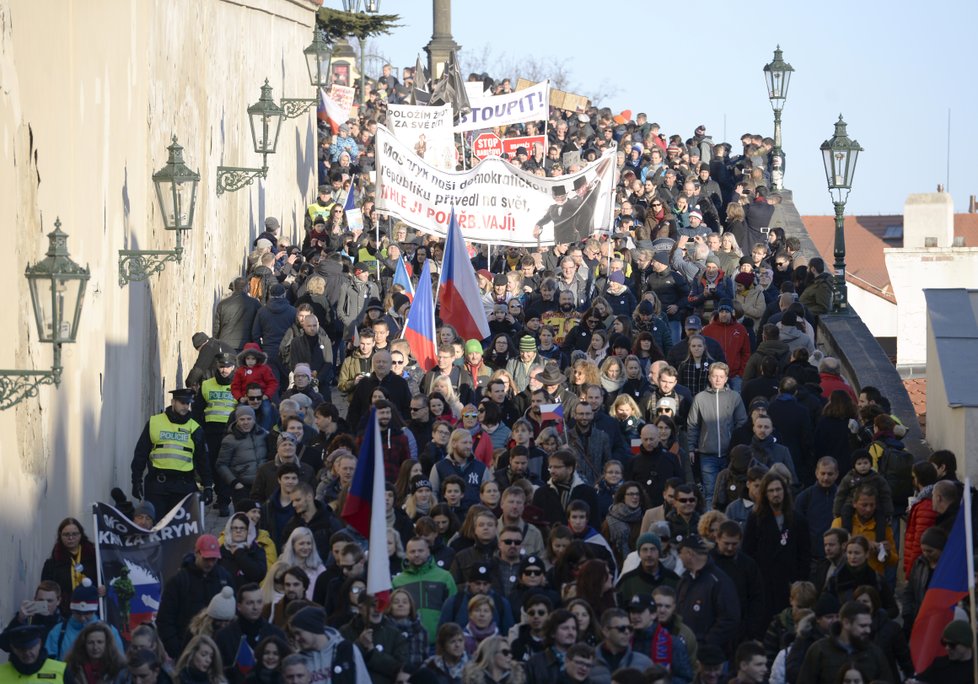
814, 593, 841, 618
207, 587, 236, 621
293, 363, 312, 379
464, 339, 483, 355
290, 606, 327, 634
519, 336, 537, 352
635, 532, 662, 552
70, 578, 99, 613
235, 405, 256, 420
921, 526, 948, 551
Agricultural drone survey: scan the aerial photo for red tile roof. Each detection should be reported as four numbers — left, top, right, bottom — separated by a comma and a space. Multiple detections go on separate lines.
902, 377, 927, 436
801, 213, 978, 304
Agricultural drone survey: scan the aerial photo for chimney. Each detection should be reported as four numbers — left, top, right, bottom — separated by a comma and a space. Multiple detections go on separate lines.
903, 192, 954, 249
970, 194, 976, 213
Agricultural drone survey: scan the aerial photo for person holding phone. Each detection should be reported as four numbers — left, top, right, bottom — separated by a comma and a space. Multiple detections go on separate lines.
8, 580, 63, 640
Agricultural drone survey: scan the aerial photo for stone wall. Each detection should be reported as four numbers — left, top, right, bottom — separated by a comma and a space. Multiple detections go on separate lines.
0, 0, 317, 624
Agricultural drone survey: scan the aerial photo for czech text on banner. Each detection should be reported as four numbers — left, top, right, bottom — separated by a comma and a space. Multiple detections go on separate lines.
375, 124, 616, 246
387, 103, 456, 171
93, 493, 203, 640
453, 80, 550, 133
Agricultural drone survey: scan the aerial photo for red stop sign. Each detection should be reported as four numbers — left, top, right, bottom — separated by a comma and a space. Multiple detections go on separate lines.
472, 133, 502, 161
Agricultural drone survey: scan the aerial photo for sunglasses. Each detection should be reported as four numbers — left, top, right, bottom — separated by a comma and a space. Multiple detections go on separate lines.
463, 412, 478, 418
247, 396, 263, 402
501, 539, 522, 545
526, 608, 548, 616
523, 569, 544, 576
676, 497, 697, 503
608, 625, 634, 633
391, 359, 405, 365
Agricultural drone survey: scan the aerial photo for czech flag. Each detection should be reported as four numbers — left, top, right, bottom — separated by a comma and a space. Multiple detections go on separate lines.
540, 403, 564, 423
437, 208, 490, 341
402, 260, 437, 371
234, 636, 255, 675
343, 178, 364, 233
910, 497, 971, 672
340, 407, 392, 609
394, 257, 415, 302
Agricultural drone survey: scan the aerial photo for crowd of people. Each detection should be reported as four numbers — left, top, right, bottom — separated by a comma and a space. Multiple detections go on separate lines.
3, 64, 976, 684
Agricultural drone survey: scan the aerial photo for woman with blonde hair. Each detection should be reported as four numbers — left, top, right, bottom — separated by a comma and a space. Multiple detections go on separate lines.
174, 635, 226, 684
462, 594, 499, 656
610, 394, 644, 444
277, 527, 325, 599
697, 510, 728, 542
461, 634, 525, 684
569, 359, 601, 395
431, 375, 465, 419
599, 356, 625, 401
488, 369, 516, 399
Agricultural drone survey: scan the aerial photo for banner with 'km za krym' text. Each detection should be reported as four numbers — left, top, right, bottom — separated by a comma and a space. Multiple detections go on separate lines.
376, 124, 616, 246
93, 493, 203, 640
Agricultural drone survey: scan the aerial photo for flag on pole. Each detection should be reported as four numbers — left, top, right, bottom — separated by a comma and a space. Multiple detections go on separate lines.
402, 260, 437, 371
910, 502, 970, 672
233, 636, 255, 676
437, 208, 490, 341
340, 408, 392, 609
340, 177, 364, 233
319, 85, 356, 134
394, 257, 415, 302
539, 404, 564, 423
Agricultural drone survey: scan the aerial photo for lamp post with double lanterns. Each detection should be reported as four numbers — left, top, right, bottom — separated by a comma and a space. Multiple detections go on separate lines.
763, 45, 793, 191
118, 136, 200, 285
216, 80, 286, 195
341, 0, 380, 105
0, 219, 90, 409
820, 115, 863, 315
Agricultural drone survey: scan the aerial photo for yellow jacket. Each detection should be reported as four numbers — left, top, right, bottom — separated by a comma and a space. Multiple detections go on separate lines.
830, 514, 898, 574
0, 657, 65, 684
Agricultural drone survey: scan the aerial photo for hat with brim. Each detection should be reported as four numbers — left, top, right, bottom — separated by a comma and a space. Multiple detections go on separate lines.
169, 388, 195, 403
0, 624, 45, 652
679, 533, 712, 554
538, 367, 565, 386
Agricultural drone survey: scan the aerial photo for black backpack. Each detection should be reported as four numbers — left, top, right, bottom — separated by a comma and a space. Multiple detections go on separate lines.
877, 443, 916, 512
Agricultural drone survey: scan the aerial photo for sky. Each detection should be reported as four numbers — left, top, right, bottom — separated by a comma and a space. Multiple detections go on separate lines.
338, 0, 978, 217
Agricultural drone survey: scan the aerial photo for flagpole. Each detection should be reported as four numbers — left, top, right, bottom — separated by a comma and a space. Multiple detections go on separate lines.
93, 507, 106, 619
965, 477, 977, 684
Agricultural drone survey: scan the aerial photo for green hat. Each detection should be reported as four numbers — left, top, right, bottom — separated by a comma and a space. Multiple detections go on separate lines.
635, 532, 661, 552
942, 620, 973, 647
464, 339, 483, 355
519, 335, 537, 352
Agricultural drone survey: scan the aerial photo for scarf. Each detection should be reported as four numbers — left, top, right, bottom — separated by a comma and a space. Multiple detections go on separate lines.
650, 624, 673, 665
465, 620, 499, 642
413, 498, 432, 518
606, 502, 643, 558
600, 373, 625, 394
82, 661, 107, 684
9, 649, 50, 676
429, 655, 467, 679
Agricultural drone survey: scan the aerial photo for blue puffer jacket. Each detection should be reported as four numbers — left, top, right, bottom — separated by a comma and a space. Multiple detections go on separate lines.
252, 297, 296, 352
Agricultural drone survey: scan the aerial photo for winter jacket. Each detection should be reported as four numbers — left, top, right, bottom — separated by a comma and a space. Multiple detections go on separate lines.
45, 616, 124, 661
430, 454, 491, 511
675, 558, 740, 650
590, 645, 653, 684
904, 486, 938, 576
701, 318, 750, 377
186, 337, 236, 389
742, 340, 791, 382
743, 510, 811, 621
799, 272, 834, 315
750, 434, 799, 484
299, 626, 370, 684
833, 469, 894, 519
794, 483, 838, 559
215, 291, 261, 352
710, 550, 768, 641
251, 297, 296, 353
735, 285, 767, 321
615, 564, 679, 605
157, 554, 234, 657
41, 543, 98, 617
219, 541, 268, 589
347, 372, 411, 428
250, 457, 314, 503
339, 615, 410, 684
439, 590, 514, 636
777, 324, 815, 355
532, 474, 600, 527
217, 425, 269, 488
818, 372, 857, 402
644, 269, 690, 322
279, 328, 334, 379
231, 355, 279, 400
214, 617, 285, 682
565, 425, 611, 484
686, 386, 748, 456
796, 624, 894, 684
900, 555, 934, 630
337, 275, 380, 339
280, 501, 343, 560
785, 614, 830, 683
625, 447, 685, 508
337, 350, 373, 398
392, 558, 458, 645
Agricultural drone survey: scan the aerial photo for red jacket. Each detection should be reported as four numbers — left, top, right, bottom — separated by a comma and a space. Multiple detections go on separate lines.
702, 318, 751, 378
231, 363, 279, 400
819, 372, 857, 402
904, 491, 938, 576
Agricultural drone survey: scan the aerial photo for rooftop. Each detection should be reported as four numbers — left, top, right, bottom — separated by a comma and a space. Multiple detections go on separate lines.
801, 212, 978, 303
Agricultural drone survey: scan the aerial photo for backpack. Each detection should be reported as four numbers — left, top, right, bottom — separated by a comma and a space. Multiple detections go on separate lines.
877, 443, 916, 512
248, 274, 265, 301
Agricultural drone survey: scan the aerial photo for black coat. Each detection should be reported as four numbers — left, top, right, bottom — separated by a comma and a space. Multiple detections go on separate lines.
214, 617, 286, 683
625, 447, 685, 508
710, 550, 768, 640
532, 478, 600, 528
219, 543, 268, 589
186, 338, 236, 388
41, 543, 98, 617
346, 372, 411, 427
215, 292, 261, 352
157, 555, 234, 658
742, 509, 811, 624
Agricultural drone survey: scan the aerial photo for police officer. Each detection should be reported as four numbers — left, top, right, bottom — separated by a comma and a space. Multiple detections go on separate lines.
193, 353, 237, 510
304, 184, 334, 233
0, 624, 65, 684
131, 388, 213, 516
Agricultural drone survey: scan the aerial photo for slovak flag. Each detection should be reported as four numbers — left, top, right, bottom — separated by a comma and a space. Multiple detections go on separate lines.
437, 208, 490, 341
910, 490, 973, 672
340, 407, 392, 609
234, 636, 255, 675
402, 260, 437, 371
394, 257, 415, 303
343, 178, 364, 232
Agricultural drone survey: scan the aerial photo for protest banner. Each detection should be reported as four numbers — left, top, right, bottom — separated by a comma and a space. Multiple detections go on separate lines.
454, 80, 549, 133
386, 103, 456, 171
93, 493, 204, 640
376, 124, 616, 246
515, 78, 589, 113
501, 135, 546, 160
472, 133, 503, 161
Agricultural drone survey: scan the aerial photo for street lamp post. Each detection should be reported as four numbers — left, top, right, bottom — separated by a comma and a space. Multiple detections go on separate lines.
341, 0, 380, 105
281, 28, 335, 119
119, 136, 201, 285
763, 46, 793, 190
216, 80, 285, 195
820, 115, 863, 315
0, 218, 90, 409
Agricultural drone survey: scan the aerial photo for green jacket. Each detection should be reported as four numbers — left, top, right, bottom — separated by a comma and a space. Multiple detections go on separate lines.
392, 558, 457, 644
797, 632, 894, 684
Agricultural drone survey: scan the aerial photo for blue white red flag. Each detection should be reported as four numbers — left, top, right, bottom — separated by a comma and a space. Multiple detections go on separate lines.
340, 408, 392, 609
909, 501, 970, 671
540, 403, 564, 422
394, 257, 415, 302
342, 177, 363, 232
402, 260, 437, 371
437, 208, 490, 341
234, 636, 255, 675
